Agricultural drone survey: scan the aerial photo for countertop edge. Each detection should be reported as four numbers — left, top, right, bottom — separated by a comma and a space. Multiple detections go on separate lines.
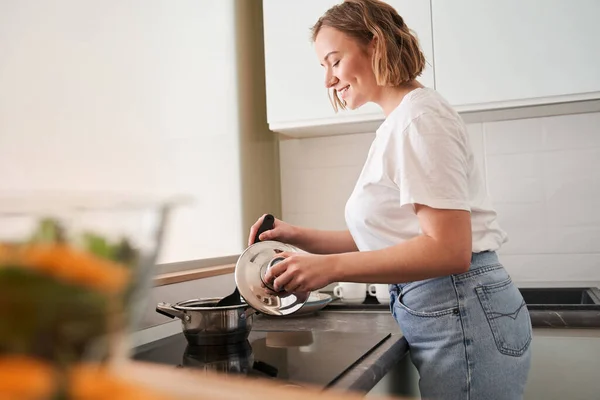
332, 333, 409, 393
153, 263, 234, 286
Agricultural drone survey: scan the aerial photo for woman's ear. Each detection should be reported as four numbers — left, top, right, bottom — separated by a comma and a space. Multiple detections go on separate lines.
368, 35, 377, 56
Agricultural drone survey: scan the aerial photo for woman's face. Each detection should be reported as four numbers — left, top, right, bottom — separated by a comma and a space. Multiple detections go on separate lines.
314, 26, 378, 110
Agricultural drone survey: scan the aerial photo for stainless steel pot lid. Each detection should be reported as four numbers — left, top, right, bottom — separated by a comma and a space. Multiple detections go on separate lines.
234, 241, 310, 316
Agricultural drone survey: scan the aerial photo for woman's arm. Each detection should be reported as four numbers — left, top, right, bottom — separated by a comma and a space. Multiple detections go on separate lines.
292, 227, 358, 255
264, 205, 472, 293
331, 204, 472, 283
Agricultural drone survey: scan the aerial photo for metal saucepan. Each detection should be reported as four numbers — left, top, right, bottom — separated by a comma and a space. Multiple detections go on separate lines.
156, 298, 256, 346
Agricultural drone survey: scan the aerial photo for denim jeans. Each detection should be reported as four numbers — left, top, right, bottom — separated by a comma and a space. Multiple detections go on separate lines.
389, 251, 532, 400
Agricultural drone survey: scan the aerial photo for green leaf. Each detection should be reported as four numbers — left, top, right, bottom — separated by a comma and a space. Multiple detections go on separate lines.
80, 232, 116, 261
29, 218, 66, 244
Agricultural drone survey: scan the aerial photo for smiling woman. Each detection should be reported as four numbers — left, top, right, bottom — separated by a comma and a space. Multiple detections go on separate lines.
249, 1, 533, 399
313, 0, 424, 114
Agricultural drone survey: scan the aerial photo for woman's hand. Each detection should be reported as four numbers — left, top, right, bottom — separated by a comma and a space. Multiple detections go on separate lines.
247, 214, 298, 246
263, 252, 337, 294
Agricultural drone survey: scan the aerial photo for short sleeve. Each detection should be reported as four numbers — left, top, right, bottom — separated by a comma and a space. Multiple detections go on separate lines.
387, 113, 471, 211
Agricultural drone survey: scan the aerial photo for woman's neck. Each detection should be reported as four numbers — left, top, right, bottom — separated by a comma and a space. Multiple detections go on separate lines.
374, 80, 424, 117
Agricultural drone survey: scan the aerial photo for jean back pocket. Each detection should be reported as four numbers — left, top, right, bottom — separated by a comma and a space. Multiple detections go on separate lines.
475, 278, 532, 357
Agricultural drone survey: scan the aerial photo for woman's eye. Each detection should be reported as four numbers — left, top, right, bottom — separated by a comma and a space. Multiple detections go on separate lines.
333, 60, 340, 67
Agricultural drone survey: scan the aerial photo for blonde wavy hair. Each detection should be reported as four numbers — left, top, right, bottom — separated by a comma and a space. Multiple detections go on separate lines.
311, 0, 426, 112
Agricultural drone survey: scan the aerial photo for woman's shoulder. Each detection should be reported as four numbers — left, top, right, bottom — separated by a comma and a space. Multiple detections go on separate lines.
382, 87, 464, 137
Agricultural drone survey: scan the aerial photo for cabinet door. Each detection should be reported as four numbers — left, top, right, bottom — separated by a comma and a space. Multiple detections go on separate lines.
262, 0, 433, 137
432, 0, 600, 110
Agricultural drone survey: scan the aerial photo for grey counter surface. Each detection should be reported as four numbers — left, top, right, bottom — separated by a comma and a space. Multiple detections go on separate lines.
253, 310, 408, 393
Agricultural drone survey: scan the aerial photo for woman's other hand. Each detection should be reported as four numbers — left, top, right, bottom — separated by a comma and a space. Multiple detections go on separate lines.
247, 214, 298, 246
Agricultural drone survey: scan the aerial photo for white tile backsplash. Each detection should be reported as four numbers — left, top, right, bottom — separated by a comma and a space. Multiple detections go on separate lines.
281, 165, 363, 215
484, 117, 544, 155
280, 132, 372, 221
280, 111, 600, 282
497, 254, 600, 282
542, 150, 600, 228
542, 113, 600, 151
545, 184, 600, 228
545, 226, 600, 255
486, 153, 546, 203
280, 132, 375, 170
543, 148, 600, 179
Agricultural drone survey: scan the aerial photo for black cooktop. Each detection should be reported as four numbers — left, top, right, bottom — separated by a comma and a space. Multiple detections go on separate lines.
132, 330, 391, 389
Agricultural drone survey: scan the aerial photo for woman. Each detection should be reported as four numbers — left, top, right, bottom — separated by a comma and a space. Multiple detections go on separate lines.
249, 0, 532, 399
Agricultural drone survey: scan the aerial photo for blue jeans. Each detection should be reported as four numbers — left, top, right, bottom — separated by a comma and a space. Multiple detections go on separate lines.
389, 251, 532, 400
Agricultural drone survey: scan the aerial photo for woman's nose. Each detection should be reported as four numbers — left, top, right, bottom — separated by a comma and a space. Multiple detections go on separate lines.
324, 73, 338, 89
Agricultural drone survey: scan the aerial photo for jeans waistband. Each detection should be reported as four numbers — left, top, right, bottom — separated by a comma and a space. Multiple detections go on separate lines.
391, 251, 500, 292
470, 250, 499, 268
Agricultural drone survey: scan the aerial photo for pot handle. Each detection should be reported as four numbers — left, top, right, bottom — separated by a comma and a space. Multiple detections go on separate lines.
156, 302, 184, 320
252, 360, 279, 378
254, 214, 275, 244
243, 307, 258, 319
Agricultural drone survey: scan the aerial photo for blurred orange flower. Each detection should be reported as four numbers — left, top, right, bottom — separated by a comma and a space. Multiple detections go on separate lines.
0, 355, 55, 400
0, 243, 130, 294
70, 364, 172, 400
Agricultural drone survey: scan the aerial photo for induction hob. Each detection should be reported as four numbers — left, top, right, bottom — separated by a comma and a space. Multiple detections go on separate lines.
132, 330, 391, 389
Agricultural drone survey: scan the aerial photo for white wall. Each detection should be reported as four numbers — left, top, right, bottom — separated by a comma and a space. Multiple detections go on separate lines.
0, 0, 279, 264
279, 111, 600, 283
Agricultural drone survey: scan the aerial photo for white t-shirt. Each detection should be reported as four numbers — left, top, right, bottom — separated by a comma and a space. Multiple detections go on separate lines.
345, 87, 508, 253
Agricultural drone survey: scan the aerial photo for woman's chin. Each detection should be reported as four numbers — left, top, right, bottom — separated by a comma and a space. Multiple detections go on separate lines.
345, 100, 366, 111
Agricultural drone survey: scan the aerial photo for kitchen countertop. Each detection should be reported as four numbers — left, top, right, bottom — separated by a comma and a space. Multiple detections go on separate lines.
253, 309, 408, 393
136, 278, 600, 393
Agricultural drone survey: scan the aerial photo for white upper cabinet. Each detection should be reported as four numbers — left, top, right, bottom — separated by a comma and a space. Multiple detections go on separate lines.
262, 0, 434, 137
431, 0, 600, 111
